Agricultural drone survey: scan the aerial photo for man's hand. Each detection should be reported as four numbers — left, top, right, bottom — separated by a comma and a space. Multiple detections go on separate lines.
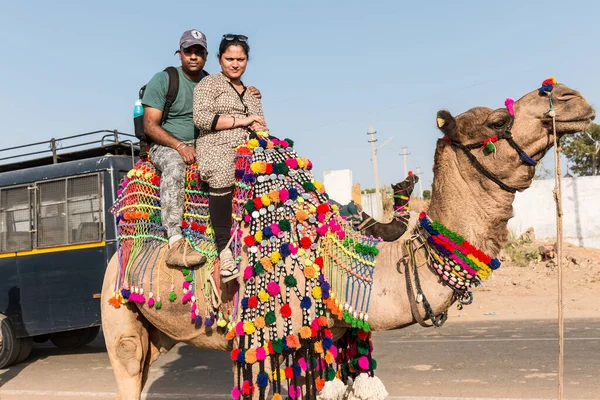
177, 144, 196, 165
247, 86, 262, 100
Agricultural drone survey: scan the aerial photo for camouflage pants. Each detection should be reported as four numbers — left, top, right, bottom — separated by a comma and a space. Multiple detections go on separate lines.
149, 141, 194, 238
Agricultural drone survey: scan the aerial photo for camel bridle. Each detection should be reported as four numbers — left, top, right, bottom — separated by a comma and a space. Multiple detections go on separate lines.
444, 116, 539, 194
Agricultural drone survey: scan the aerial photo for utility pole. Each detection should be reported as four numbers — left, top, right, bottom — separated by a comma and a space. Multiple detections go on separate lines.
584, 131, 600, 176
399, 146, 411, 179
367, 126, 380, 198
416, 167, 424, 198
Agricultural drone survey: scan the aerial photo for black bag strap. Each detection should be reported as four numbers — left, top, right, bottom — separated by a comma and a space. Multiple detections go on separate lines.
161, 66, 180, 126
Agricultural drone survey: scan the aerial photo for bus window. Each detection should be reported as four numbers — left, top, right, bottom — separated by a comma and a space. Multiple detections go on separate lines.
37, 174, 103, 247
37, 180, 67, 247
67, 174, 102, 243
0, 186, 33, 252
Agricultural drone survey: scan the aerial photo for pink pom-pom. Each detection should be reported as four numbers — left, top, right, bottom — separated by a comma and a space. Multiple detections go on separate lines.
316, 226, 328, 236
267, 281, 280, 296
190, 312, 196, 321
329, 346, 338, 358
231, 386, 241, 399
288, 385, 299, 399
243, 266, 254, 280
117, 189, 123, 196
181, 291, 192, 303
505, 98, 515, 116
121, 180, 128, 188
358, 356, 370, 370
279, 188, 289, 202
270, 224, 281, 236
147, 297, 155, 308
285, 158, 298, 169
244, 214, 251, 223
289, 244, 298, 255
317, 213, 326, 223
235, 321, 245, 336
191, 302, 197, 312
336, 230, 346, 240
280, 140, 289, 149
182, 281, 191, 290
298, 357, 308, 370
256, 347, 266, 361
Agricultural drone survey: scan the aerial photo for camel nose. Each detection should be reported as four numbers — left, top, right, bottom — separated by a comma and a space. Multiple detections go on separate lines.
553, 84, 581, 101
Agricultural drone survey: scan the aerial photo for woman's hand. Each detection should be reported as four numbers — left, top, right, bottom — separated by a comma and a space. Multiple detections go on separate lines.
239, 114, 266, 127
249, 122, 268, 131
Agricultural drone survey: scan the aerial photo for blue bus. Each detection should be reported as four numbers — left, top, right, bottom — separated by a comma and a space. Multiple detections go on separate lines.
0, 130, 137, 368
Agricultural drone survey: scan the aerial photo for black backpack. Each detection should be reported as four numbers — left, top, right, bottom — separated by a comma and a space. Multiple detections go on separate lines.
134, 66, 180, 144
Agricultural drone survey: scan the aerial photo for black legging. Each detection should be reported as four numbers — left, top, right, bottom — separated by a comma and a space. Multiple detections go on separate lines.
208, 188, 233, 253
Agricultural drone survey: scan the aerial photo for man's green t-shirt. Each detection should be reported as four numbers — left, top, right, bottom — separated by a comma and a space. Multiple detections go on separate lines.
142, 67, 205, 141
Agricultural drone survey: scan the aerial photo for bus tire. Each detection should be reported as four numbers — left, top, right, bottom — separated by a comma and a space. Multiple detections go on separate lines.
0, 314, 22, 369
50, 326, 97, 349
81, 326, 100, 346
14, 337, 33, 364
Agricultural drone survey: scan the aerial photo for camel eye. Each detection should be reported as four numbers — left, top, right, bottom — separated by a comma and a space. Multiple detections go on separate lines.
487, 118, 508, 129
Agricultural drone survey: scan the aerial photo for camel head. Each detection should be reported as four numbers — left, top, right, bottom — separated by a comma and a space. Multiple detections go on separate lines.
391, 173, 419, 198
435, 82, 595, 192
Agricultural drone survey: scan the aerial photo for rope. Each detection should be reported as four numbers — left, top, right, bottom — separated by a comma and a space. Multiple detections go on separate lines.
550, 109, 565, 400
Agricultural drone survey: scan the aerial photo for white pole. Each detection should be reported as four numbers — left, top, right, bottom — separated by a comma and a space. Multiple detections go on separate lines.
416, 167, 423, 198
367, 126, 380, 198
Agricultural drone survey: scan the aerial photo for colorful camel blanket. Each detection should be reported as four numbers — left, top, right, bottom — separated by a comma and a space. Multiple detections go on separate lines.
110, 132, 384, 399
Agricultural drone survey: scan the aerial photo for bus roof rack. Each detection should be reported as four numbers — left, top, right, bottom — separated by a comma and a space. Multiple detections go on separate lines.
0, 129, 140, 173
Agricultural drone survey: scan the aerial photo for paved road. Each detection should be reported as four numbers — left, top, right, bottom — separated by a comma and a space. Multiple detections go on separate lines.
0, 319, 598, 400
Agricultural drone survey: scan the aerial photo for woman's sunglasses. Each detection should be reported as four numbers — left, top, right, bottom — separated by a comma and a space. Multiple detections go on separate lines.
222, 34, 248, 42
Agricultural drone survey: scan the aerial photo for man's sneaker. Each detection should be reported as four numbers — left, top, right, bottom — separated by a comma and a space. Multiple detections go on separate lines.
219, 248, 239, 282
165, 238, 206, 267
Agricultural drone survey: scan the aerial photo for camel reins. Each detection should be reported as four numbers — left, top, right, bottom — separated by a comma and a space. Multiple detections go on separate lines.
446, 117, 539, 194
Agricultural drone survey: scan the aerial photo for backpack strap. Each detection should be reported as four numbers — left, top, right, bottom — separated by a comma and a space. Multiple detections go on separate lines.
161, 66, 180, 125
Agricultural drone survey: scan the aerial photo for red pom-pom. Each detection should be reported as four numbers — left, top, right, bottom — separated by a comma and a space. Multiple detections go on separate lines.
280, 303, 292, 318
244, 235, 256, 247
191, 221, 200, 231
324, 328, 333, 338
231, 348, 240, 361
314, 256, 324, 269
408, 170, 413, 176
316, 203, 330, 214
300, 237, 312, 249
419, 211, 426, 220
253, 197, 263, 209
268, 341, 275, 354
151, 175, 160, 185
248, 296, 258, 308
181, 220, 189, 229
285, 367, 294, 379
199, 225, 207, 233
265, 163, 273, 174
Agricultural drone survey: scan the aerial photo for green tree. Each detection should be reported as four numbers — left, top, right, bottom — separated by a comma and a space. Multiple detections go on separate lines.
562, 122, 600, 176
422, 189, 431, 200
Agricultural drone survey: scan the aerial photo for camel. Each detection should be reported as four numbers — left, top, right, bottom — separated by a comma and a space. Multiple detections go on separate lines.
101, 82, 594, 399
357, 173, 419, 241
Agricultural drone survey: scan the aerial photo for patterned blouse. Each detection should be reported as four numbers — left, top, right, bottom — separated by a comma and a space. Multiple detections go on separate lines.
193, 72, 264, 189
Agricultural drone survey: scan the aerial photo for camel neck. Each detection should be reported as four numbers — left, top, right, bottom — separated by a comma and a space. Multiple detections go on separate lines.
426, 143, 515, 256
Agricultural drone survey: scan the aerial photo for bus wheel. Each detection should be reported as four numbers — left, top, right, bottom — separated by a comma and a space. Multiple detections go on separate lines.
50, 326, 99, 349
0, 314, 22, 369
14, 337, 33, 364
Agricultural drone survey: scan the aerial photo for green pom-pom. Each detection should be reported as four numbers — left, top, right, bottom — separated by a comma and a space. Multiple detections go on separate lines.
326, 367, 336, 381
154, 300, 162, 310
244, 199, 255, 213
351, 318, 358, 328
357, 320, 365, 330
168, 291, 177, 302
284, 275, 297, 287
265, 311, 276, 325
284, 138, 295, 148
363, 321, 371, 332
254, 262, 264, 275
357, 341, 370, 355
182, 268, 191, 275
190, 179, 197, 188
371, 247, 379, 256
302, 181, 315, 192
343, 311, 352, 324
185, 274, 194, 282
200, 181, 209, 192
370, 358, 378, 370
485, 141, 496, 153
308, 357, 317, 369
277, 163, 289, 175
272, 338, 284, 354
354, 243, 363, 254
278, 219, 291, 231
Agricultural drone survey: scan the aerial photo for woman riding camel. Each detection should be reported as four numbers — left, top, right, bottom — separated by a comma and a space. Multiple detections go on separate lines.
193, 34, 266, 280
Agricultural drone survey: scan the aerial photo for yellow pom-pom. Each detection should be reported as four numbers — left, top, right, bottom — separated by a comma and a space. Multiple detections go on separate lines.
254, 231, 263, 242
313, 180, 324, 192
297, 158, 305, 168
258, 290, 270, 303
250, 162, 262, 174
127, 170, 135, 179
312, 286, 322, 299
331, 204, 339, 211
243, 321, 256, 335
261, 195, 271, 207
272, 369, 285, 381
270, 251, 281, 264
144, 172, 153, 180
247, 139, 259, 149
298, 249, 306, 257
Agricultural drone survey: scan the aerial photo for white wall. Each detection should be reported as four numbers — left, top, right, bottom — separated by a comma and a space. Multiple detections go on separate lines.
508, 176, 600, 249
361, 192, 383, 221
323, 169, 353, 205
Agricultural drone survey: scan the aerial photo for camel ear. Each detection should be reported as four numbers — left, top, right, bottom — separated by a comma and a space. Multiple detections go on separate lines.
436, 110, 457, 138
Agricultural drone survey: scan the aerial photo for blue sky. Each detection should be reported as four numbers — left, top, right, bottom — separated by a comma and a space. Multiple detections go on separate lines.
1, 0, 598, 191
